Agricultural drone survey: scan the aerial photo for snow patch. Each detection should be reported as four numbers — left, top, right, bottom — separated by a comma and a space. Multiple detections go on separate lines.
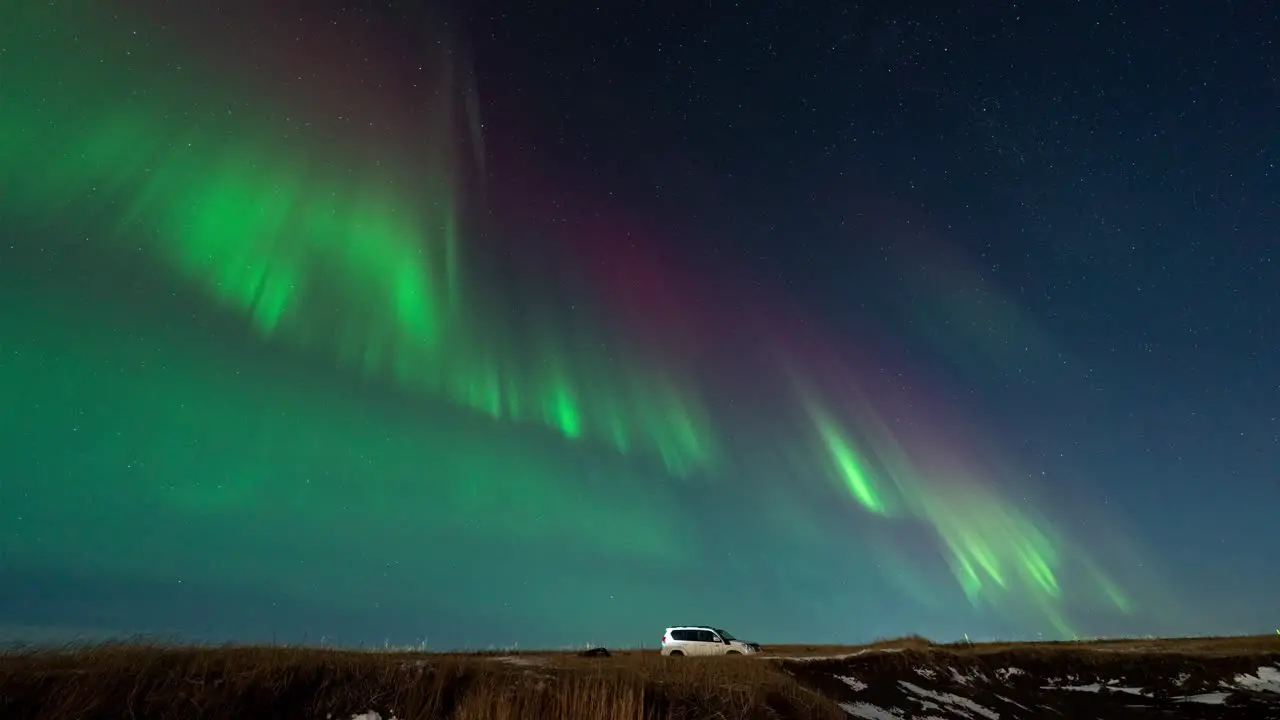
899, 680, 999, 719
787, 647, 907, 662
1235, 665, 1280, 693
909, 697, 944, 713
491, 655, 546, 667
1040, 678, 1153, 695
348, 712, 399, 720
1042, 683, 1101, 692
836, 674, 868, 691
915, 666, 937, 680
994, 667, 1024, 681
994, 694, 1030, 711
1108, 686, 1151, 697
1176, 692, 1230, 704
839, 701, 903, 720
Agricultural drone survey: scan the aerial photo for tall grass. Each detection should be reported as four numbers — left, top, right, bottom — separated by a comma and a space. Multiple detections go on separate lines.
3, 634, 1276, 719
0, 643, 843, 720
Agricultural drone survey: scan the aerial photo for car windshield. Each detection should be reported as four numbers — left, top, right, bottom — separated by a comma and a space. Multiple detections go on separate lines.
714, 628, 736, 641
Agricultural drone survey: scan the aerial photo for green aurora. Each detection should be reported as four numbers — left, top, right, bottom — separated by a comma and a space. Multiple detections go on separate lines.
1, 1, 715, 477
0, 1, 1176, 645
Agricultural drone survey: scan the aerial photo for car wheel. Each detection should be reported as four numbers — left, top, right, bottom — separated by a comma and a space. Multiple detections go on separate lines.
668, 650, 683, 656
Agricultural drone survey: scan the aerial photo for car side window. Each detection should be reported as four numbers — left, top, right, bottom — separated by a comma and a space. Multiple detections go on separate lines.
697, 630, 717, 643
671, 630, 693, 641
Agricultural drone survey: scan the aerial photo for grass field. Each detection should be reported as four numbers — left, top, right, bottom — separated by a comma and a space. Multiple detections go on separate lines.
2, 634, 1277, 719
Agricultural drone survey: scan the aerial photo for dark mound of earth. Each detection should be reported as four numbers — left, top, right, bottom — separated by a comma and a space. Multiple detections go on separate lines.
785, 647, 1280, 718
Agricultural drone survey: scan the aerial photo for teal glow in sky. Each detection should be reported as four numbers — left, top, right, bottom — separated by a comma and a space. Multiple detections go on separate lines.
5, 0, 1270, 648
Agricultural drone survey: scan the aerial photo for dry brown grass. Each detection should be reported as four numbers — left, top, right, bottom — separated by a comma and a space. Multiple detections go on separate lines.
764, 632, 1280, 658
2, 634, 1276, 720
762, 632, 938, 656
0, 642, 842, 720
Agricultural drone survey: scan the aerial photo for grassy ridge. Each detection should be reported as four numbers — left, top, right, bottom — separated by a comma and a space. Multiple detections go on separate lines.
0, 643, 841, 720
2, 635, 1276, 720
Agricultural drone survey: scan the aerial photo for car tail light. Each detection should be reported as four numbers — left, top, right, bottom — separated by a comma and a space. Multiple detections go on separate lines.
662, 636, 667, 644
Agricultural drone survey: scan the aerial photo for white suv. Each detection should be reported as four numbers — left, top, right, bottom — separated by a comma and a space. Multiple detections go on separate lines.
660, 625, 761, 656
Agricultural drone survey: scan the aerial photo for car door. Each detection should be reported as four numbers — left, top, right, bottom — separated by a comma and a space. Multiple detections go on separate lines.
672, 629, 696, 655
698, 629, 725, 656
683, 629, 707, 656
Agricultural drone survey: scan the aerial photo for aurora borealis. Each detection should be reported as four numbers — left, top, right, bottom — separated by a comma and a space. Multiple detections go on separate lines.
2, 1, 1276, 647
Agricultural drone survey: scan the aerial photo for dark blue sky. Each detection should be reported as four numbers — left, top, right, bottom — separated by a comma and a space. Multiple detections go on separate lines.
471, 0, 1278, 622
1, 0, 1276, 648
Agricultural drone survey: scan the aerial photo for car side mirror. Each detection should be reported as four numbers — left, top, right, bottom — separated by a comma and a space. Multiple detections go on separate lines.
723, 638, 731, 645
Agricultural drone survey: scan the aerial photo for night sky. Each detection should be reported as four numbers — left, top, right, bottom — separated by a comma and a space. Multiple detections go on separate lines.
1, 0, 1276, 649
